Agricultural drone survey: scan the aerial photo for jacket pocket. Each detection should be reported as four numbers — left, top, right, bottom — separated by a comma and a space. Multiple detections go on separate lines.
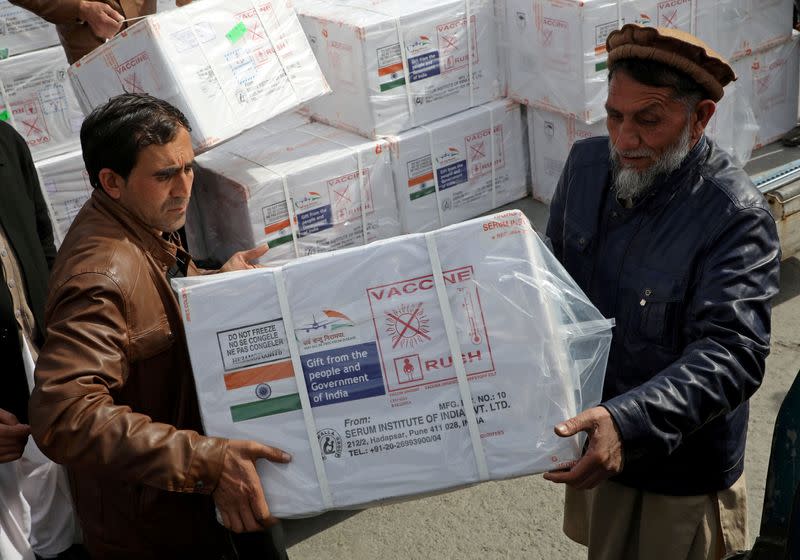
626, 268, 687, 352
562, 223, 593, 288
128, 317, 175, 362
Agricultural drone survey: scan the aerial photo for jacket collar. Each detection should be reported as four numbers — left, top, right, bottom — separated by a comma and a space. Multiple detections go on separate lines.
635, 135, 710, 211
91, 189, 179, 270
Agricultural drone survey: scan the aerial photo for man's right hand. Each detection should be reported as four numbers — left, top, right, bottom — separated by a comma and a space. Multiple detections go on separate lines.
212, 439, 291, 533
78, 1, 124, 41
0, 409, 30, 463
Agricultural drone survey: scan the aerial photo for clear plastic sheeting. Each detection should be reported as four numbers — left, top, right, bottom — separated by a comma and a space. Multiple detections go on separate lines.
173, 210, 614, 518
34, 150, 90, 247
0, 0, 59, 58
67, 0, 330, 152
706, 81, 758, 167
295, 0, 504, 138
505, 0, 794, 124
732, 33, 800, 150
0, 47, 82, 161
190, 121, 400, 266
389, 99, 529, 233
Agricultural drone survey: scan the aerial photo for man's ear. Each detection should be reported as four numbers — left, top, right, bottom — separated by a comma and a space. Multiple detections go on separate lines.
691, 99, 716, 143
98, 168, 124, 200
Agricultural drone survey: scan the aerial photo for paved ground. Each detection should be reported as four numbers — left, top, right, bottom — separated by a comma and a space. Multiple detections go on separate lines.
283, 197, 800, 559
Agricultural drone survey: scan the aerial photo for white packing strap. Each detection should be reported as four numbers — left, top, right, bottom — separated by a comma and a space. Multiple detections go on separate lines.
487, 104, 497, 210
300, 128, 370, 245
420, 124, 446, 228
229, 152, 302, 258
273, 267, 334, 509
248, 0, 300, 103
465, 0, 475, 108
392, 16, 417, 127
186, 17, 240, 122
278, 174, 302, 258
424, 232, 489, 481
689, 1, 697, 36
616, 0, 622, 29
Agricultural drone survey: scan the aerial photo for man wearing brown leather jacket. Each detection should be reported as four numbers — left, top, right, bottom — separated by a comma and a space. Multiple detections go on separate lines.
8, 0, 192, 64
29, 94, 290, 559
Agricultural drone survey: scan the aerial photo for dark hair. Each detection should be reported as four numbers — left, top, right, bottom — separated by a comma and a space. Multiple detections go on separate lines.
608, 58, 706, 111
80, 93, 191, 189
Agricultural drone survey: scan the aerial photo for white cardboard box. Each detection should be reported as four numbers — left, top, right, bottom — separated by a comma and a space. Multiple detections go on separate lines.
68, 0, 330, 152
296, 0, 503, 138
0, 0, 59, 58
173, 210, 613, 517
35, 150, 91, 247
527, 109, 607, 205
505, 0, 793, 124
190, 121, 400, 266
390, 100, 528, 233
0, 47, 82, 161
732, 33, 800, 150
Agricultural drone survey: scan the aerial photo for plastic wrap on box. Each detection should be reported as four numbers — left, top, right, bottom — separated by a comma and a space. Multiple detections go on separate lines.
0, 47, 82, 161
389, 100, 528, 233
68, 0, 330, 152
296, 0, 503, 138
527, 109, 606, 205
173, 210, 614, 518
190, 121, 400, 266
732, 33, 800, 150
705, 81, 757, 167
0, 0, 59, 58
505, 0, 793, 124
34, 150, 90, 247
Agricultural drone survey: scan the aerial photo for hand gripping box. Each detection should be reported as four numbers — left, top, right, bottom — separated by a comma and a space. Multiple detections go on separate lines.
190, 121, 400, 266
67, 0, 330, 152
505, 0, 793, 123
732, 33, 800, 150
295, 0, 503, 138
0, 0, 59, 58
0, 47, 82, 161
173, 210, 614, 517
389, 100, 528, 233
34, 150, 91, 247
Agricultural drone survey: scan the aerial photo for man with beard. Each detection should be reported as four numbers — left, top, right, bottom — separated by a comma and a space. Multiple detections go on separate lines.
543, 24, 781, 560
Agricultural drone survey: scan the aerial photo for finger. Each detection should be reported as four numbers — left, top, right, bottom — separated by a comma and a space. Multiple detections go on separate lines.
218, 508, 232, 531
248, 442, 291, 464
101, 4, 125, 22
228, 510, 245, 534
238, 502, 263, 533
0, 409, 19, 426
554, 410, 595, 438
0, 423, 30, 438
543, 454, 596, 486
241, 245, 269, 262
247, 477, 272, 528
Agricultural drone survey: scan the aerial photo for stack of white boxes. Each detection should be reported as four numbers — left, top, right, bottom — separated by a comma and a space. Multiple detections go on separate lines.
507, 0, 796, 204
0, 2, 88, 246
190, 120, 401, 266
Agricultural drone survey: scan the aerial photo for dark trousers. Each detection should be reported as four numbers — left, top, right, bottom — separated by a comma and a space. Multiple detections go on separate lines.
227, 522, 289, 560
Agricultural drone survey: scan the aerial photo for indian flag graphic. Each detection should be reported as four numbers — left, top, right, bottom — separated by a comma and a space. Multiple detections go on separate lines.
225, 360, 302, 423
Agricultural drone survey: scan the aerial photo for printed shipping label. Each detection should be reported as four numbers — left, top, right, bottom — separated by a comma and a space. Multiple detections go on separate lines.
367, 266, 495, 394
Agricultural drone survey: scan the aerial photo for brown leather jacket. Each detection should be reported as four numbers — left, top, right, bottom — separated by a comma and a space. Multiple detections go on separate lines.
30, 189, 230, 559
8, 0, 190, 64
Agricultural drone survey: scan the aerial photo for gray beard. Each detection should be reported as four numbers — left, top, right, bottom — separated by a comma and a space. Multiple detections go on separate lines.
610, 124, 693, 202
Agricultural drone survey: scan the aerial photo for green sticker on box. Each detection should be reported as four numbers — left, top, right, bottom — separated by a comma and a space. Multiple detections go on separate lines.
226, 22, 247, 44
0, 49, 8, 60
0, 110, 9, 122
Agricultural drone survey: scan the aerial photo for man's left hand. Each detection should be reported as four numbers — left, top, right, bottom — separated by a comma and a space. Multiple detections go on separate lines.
543, 406, 624, 489
219, 245, 268, 273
